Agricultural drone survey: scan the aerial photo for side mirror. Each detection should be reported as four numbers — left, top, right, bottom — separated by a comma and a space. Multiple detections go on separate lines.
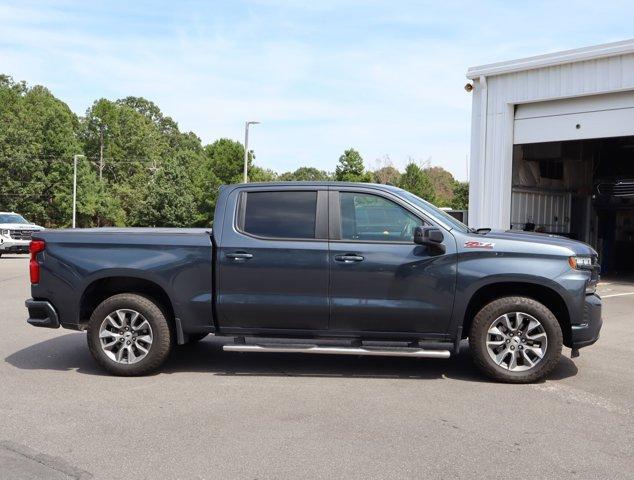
414, 226, 445, 252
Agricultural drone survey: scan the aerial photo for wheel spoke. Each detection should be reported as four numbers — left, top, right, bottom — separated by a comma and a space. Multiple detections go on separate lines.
525, 345, 545, 359
500, 314, 513, 331
132, 319, 150, 332
489, 326, 506, 338
487, 339, 506, 347
115, 345, 126, 362
526, 318, 540, 333
127, 346, 137, 363
106, 315, 122, 330
100, 329, 120, 339
521, 349, 535, 367
102, 338, 118, 350
494, 348, 509, 365
116, 310, 128, 328
508, 350, 518, 370
527, 331, 547, 341
136, 334, 152, 345
129, 311, 140, 328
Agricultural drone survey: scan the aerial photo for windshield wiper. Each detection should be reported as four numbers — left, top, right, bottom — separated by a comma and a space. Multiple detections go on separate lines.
469, 227, 491, 235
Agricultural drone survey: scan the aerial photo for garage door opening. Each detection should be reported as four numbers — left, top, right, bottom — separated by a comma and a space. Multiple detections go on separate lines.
511, 136, 634, 277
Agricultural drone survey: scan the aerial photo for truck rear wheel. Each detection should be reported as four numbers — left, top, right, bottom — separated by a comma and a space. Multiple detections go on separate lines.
87, 293, 172, 376
469, 296, 563, 383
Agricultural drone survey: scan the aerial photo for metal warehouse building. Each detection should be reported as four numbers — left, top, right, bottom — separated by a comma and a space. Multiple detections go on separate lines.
466, 39, 634, 276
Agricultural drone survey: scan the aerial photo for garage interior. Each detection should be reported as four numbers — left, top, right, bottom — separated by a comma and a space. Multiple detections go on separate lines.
507, 87, 634, 278
511, 136, 634, 277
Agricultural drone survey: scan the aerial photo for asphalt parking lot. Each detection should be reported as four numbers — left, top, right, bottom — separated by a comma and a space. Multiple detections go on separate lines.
1, 255, 633, 479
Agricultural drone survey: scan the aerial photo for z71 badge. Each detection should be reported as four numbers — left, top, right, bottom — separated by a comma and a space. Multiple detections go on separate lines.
464, 241, 495, 249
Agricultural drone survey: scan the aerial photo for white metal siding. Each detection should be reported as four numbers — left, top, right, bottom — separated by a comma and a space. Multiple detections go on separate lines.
510, 188, 571, 233
514, 90, 634, 144
468, 50, 634, 229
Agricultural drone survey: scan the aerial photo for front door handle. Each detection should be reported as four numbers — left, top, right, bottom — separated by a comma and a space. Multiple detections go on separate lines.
226, 252, 253, 260
334, 254, 364, 263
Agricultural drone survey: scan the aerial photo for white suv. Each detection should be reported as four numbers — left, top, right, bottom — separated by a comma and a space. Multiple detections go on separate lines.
0, 212, 44, 257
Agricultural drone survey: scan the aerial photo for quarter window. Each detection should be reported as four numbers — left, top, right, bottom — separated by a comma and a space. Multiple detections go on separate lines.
339, 192, 424, 242
243, 191, 317, 239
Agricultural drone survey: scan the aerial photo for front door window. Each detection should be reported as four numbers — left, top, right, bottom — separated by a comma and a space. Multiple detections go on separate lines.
339, 192, 424, 242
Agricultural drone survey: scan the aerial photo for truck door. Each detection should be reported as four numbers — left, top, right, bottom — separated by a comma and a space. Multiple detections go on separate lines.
328, 188, 456, 335
216, 187, 329, 332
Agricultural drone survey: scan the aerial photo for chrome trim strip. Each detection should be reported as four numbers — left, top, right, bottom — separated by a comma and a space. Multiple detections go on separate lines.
223, 344, 451, 358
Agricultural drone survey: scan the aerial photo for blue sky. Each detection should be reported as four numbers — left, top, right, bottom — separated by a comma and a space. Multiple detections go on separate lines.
1, 1, 633, 180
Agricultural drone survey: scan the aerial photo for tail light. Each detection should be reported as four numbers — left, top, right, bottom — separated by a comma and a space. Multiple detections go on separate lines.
29, 240, 46, 284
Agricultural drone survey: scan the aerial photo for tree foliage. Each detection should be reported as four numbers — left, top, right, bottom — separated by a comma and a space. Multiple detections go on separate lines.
398, 162, 436, 203
0, 75, 82, 226
373, 165, 401, 185
425, 166, 455, 207
335, 148, 372, 182
278, 166, 331, 181
451, 181, 469, 210
1, 75, 469, 228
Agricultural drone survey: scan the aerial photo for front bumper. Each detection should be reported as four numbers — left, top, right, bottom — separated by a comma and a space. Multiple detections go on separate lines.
570, 293, 602, 348
0, 238, 30, 253
25, 299, 60, 328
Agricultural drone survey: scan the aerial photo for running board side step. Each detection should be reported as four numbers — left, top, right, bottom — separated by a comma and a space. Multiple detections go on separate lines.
223, 344, 451, 359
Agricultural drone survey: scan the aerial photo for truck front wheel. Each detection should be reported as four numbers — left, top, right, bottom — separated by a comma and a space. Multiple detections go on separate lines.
469, 296, 563, 383
87, 293, 173, 376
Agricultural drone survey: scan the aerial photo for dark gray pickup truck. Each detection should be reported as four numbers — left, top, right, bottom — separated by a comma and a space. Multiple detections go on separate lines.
25, 182, 602, 382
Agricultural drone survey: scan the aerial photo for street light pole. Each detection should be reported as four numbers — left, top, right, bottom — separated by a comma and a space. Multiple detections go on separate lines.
72, 154, 85, 228
243, 121, 260, 183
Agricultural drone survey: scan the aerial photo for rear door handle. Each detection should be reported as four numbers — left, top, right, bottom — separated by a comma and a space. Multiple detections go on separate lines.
334, 254, 364, 263
226, 252, 253, 260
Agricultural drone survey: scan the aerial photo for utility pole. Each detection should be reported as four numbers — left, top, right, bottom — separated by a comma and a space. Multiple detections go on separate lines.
72, 154, 85, 228
243, 121, 260, 183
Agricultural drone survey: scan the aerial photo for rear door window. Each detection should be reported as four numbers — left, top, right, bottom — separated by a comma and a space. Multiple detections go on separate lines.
242, 191, 317, 239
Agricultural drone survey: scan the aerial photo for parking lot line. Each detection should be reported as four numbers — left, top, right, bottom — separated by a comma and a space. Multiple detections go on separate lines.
602, 292, 634, 298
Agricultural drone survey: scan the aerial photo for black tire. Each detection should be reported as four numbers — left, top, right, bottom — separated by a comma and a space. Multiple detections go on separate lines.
184, 333, 209, 344
87, 293, 172, 376
469, 296, 563, 383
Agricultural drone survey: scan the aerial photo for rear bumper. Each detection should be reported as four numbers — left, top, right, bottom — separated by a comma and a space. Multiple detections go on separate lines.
570, 294, 602, 349
25, 299, 60, 328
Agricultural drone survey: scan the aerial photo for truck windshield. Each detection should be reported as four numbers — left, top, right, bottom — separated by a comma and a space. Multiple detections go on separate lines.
396, 190, 470, 234
0, 214, 29, 224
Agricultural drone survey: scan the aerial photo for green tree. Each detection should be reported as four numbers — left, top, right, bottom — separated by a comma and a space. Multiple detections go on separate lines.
204, 138, 252, 184
373, 165, 401, 185
0, 75, 82, 227
248, 166, 277, 182
451, 181, 469, 210
278, 166, 331, 181
335, 148, 372, 182
139, 158, 198, 227
81, 96, 208, 227
398, 162, 436, 203
425, 166, 455, 207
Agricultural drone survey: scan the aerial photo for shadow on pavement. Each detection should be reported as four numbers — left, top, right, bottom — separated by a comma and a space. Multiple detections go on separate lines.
5, 333, 578, 383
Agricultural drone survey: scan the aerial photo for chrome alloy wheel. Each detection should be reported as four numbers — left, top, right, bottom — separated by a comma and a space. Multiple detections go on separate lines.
485, 312, 548, 372
98, 309, 153, 364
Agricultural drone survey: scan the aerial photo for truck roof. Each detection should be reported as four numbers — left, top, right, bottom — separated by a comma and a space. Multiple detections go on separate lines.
221, 181, 403, 192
